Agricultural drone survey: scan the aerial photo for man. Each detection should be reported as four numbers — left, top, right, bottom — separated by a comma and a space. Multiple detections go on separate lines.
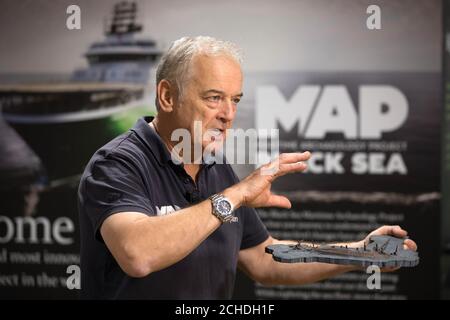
78, 36, 417, 299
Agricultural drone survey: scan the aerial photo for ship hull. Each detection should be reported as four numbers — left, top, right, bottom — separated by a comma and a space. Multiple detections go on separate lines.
3, 102, 153, 183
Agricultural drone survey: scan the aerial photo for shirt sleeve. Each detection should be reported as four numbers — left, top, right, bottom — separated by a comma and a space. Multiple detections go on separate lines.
78, 155, 154, 242
239, 206, 270, 250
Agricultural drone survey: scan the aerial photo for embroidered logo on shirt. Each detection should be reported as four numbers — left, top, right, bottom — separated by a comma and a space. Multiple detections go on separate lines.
156, 205, 181, 216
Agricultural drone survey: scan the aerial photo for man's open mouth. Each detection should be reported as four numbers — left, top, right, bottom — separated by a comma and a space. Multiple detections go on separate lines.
207, 128, 225, 141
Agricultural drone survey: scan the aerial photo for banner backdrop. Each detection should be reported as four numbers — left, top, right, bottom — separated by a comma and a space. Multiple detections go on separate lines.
235, 72, 441, 299
0, 0, 442, 299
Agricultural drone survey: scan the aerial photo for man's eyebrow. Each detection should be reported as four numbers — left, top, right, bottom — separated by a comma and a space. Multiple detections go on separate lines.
202, 89, 243, 97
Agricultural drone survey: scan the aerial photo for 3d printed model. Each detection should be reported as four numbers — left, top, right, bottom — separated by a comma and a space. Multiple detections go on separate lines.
265, 235, 419, 268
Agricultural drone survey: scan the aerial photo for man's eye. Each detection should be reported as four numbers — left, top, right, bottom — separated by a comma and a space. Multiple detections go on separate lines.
207, 96, 221, 102
233, 98, 241, 104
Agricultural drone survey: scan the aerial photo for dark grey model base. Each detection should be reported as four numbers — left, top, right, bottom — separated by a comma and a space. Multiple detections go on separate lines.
265, 235, 419, 268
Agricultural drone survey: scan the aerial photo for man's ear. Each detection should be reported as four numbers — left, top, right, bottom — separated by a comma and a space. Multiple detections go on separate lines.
156, 79, 176, 112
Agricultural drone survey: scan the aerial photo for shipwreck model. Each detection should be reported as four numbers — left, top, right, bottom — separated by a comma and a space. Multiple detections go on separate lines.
266, 235, 419, 268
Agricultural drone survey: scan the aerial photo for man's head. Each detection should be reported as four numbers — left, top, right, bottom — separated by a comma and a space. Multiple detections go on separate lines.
154, 36, 243, 159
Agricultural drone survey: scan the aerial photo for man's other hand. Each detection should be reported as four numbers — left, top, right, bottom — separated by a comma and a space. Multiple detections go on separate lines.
359, 225, 418, 272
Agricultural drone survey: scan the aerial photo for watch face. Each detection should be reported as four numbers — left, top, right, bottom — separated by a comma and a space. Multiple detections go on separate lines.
217, 199, 231, 215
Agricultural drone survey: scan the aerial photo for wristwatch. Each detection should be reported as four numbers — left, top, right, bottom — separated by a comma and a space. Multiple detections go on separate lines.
209, 193, 235, 223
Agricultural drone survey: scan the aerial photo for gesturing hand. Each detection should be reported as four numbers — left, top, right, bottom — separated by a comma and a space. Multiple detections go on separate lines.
232, 151, 311, 209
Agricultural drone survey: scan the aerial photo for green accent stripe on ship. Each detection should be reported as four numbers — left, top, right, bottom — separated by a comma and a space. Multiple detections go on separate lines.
107, 105, 155, 135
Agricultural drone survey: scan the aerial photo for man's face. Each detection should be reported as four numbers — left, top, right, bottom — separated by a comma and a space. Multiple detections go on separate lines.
171, 54, 243, 154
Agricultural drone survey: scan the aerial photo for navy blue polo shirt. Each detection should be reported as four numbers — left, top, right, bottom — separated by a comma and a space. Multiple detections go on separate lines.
78, 116, 269, 299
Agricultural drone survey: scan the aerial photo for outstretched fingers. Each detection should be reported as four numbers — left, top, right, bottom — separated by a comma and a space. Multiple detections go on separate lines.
262, 152, 311, 178
276, 161, 308, 177
266, 194, 292, 209
278, 151, 311, 164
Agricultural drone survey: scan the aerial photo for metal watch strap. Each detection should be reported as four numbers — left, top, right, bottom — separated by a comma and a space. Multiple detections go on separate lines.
210, 193, 234, 223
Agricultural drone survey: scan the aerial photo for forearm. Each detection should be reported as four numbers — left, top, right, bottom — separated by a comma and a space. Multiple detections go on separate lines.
248, 238, 360, 286
262, 257, 358, 286
127, 187, 242, 273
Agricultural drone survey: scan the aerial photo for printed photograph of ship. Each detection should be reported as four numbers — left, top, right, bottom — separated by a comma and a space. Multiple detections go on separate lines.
0, 1, 161, 299
0, 1, 161, 196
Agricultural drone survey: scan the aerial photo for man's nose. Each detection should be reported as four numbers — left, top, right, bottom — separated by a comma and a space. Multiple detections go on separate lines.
218, 98, 235, 122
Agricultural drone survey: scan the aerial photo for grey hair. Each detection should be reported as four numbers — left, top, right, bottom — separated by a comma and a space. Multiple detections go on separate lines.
155, 36, 243, 110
